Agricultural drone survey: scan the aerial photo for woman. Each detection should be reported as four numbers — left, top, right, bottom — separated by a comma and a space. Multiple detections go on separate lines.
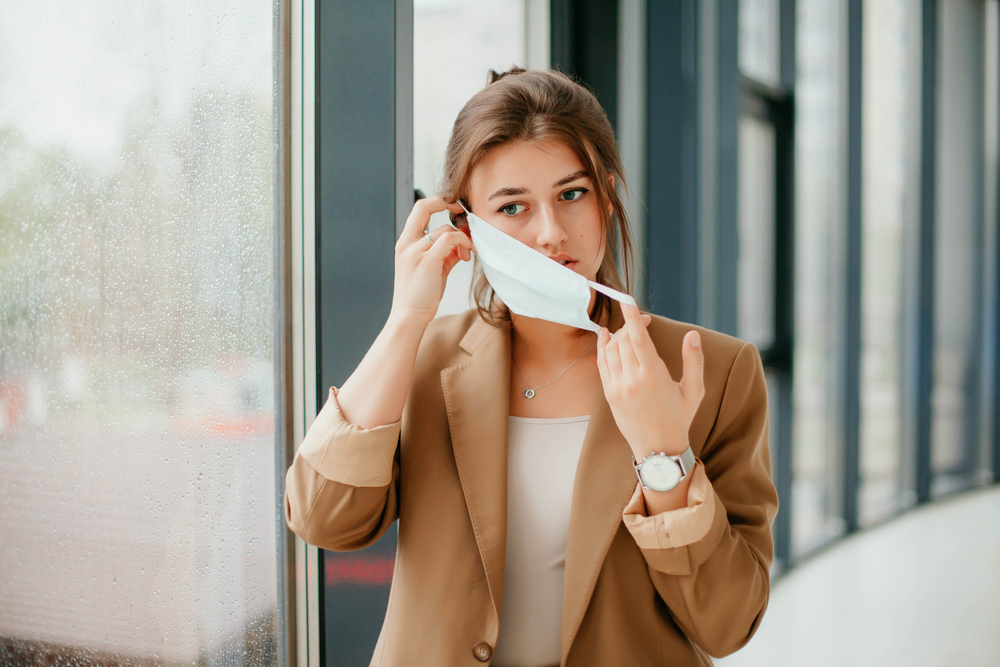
285, 68, 777, 666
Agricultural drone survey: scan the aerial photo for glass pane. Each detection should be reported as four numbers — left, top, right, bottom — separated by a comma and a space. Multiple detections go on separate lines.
932, 0, 988, 496
792, 0, 846, 555
323, 526, 397, 665
0, 1, 277, 664
859, 0, 912, 525
764, 367, 786, 573
740, 0, 781, 86
737, 116, 776, 350
987, 0, 1000, 485
414, 0, 527, 319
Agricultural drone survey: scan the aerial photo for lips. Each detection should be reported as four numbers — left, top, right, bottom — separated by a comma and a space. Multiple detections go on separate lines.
548, 253, 576, 268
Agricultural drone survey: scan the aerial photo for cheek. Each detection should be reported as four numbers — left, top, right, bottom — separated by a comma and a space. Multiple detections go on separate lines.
590, 238, 607, 278
511, 228, 538, 248
491, 218, 533, 247
576, 214, 605, 265
593, 234, 606, 265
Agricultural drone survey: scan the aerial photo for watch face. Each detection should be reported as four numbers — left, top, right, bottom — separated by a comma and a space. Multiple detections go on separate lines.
639, 457, 682, 492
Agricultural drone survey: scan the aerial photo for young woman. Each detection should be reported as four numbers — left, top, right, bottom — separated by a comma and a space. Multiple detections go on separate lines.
285, 68, 778, 666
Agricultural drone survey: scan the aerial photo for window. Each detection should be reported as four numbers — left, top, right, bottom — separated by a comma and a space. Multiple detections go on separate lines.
931, 0, 990, 496
415, 0, 531, 319
738, 116, 778, 352
737, 0, 796, 566
792, 0, 847, 554
0, 1, 279, 663
859, 0, 913, 525
741, 0, 782, 87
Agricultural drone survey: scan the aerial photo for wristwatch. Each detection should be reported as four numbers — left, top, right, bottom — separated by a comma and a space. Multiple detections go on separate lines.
632, 446, 696, 492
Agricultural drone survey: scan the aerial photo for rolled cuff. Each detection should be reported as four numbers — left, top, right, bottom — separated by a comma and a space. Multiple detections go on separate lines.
297, 387, 401, 488
622, 459, 715, 550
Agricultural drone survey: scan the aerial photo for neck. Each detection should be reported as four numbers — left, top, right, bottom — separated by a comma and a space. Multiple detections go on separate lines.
509, 292, 603, 361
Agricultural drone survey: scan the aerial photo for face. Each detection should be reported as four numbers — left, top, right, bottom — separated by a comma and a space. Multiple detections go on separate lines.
466, 138, 607, 282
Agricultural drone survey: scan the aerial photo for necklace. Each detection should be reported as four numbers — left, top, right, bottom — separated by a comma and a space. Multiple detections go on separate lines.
512, 337, 597, 399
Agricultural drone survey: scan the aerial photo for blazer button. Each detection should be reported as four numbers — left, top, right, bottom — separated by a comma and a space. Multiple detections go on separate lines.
472, 641, 493, 662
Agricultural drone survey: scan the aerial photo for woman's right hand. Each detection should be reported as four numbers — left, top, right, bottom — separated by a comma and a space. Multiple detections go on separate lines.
390, 195, 474, 328
336, 196, 473, 429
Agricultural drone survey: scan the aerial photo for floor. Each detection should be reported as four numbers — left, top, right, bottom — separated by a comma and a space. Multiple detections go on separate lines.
716, 484, 1000, 667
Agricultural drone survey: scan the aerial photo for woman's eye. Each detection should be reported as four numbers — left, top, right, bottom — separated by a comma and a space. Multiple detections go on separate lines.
499, 203, 526, 216
561, 188, 588, 202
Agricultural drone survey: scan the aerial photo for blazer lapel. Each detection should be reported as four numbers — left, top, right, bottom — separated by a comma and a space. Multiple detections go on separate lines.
440, 318, 512, 627
561, 306, 637, 664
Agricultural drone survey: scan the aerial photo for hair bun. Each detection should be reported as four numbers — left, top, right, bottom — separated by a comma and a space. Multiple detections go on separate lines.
487, 66, 527, 85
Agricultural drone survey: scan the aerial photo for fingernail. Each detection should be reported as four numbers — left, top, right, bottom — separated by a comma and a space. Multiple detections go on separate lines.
690, 331, 700, 348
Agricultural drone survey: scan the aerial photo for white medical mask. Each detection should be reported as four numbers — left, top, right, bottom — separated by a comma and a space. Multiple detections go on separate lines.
459, 204, 636, 332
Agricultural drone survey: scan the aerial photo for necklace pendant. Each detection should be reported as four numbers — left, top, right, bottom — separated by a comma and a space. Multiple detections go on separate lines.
523, 388, 535, 399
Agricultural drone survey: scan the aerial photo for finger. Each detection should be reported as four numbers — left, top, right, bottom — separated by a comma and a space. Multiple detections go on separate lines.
440, 196, 467, 222
424, 228, 474, 266
422, 224, 448, 245
621, 302, 643, 326
641, 314, 652, 327
426, 223, 474, 261
623, 310, 659, 365
616, 328, 641, 373
622, 302, 650, 338
400, 196, 464, 245
604, 330, 623, 379
442, 246, 465, 274
596, 327, 611, 384
436, 245, 465, 280
399, 196, 443, 245
427, 227, 474, 258
679, 330, 705, 404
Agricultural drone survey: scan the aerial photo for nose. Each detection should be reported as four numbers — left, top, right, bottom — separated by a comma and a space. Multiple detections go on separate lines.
533, 204, 568, 248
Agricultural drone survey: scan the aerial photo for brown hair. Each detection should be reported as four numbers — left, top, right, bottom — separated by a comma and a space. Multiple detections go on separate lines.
441, 67, 635, 329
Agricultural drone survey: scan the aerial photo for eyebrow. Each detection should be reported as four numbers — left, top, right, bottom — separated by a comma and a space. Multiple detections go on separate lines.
485, 170, 591, 201
487, 186, 528, 201
553, 170, 589, 187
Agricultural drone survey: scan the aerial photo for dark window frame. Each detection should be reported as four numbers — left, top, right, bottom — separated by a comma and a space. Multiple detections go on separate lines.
313, 0, 411, 663
733, 0, 797, 569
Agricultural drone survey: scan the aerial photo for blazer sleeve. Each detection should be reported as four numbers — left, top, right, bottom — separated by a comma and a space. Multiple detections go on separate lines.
284, 387, 401, 551
623, 342, 778, 658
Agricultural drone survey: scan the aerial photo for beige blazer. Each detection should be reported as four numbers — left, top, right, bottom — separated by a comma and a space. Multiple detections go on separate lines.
285, 305, 778, 666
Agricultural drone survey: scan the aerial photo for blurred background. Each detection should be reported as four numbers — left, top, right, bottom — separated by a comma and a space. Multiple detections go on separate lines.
1, 0, 998, 666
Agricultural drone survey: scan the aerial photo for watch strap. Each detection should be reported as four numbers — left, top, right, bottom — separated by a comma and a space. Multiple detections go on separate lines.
677, 446, 695, 476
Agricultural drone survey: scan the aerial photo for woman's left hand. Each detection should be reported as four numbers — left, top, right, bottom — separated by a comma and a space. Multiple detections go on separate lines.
596, 303, 705, 459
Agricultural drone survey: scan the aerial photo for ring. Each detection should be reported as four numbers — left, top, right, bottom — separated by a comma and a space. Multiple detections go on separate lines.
424, 227, 434, 246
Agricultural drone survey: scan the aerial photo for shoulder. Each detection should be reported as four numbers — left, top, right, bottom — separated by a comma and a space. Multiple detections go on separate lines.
421, 308, 482, 347
644, 313, 762, 391
415, 308, 492, 369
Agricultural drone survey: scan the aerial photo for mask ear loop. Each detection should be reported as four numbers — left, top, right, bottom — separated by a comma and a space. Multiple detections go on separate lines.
589, 281, 637, 307
448, 199, 471, 231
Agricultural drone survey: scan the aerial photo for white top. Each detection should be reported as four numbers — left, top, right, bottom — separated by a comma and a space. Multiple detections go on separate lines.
492, 415, 591, 667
